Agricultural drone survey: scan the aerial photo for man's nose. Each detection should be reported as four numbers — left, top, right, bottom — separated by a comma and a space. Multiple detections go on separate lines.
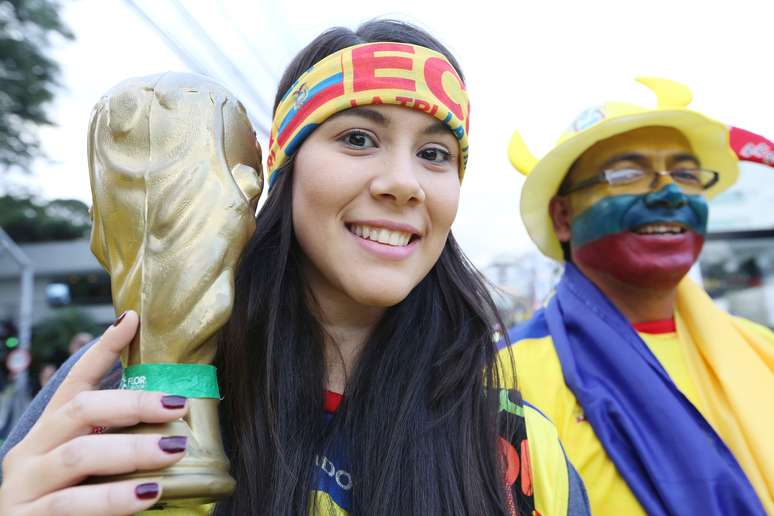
644, 183, 688, 209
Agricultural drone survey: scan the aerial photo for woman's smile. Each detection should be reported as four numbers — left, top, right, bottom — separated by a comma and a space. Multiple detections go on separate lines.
345, 219, 422, 260
348, 227, 418, 260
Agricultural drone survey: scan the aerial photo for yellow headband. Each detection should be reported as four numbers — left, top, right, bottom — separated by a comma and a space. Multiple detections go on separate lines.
268, 42, 470, 188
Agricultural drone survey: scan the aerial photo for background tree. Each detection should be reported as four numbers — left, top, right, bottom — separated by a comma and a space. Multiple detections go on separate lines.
29, 307, 101, 360
0, 194, 90, 242
0, 0, 73, 172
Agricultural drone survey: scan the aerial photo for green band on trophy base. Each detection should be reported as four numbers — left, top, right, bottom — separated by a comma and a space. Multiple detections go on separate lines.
121, 363, 221, 399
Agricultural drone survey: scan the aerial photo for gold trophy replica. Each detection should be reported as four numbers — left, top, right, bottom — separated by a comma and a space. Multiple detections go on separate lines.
87, 72, 263, 507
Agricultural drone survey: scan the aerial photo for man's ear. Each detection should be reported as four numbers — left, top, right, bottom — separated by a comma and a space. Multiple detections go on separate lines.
549, 195, 572, 243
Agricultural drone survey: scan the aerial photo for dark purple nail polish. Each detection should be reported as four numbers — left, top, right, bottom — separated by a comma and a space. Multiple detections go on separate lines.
159, 435, 187, 453
135, 482, 159, 500
112, 311, 127, 327
161, 395, 187, 409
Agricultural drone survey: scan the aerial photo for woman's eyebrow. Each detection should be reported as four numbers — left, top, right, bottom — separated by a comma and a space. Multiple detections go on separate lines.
328, 107, 389, 126
423, 120, 453, 136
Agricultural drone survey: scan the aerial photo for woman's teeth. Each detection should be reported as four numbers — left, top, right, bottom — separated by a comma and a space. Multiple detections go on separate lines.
634, 223, 687, 235
350, 224, 413, 247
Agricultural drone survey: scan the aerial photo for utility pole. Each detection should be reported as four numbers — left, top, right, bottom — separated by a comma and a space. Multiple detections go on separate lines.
0, 228, 33, 353
0, 228, 33, 427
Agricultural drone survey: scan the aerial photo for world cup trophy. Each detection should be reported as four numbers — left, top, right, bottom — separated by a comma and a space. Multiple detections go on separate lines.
87, 72, 263, 507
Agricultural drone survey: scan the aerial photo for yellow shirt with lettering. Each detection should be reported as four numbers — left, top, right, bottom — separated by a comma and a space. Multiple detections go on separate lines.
503, 312, 703, 516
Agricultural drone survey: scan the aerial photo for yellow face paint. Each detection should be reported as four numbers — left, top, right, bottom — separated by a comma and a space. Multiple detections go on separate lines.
562, 126, 700, 217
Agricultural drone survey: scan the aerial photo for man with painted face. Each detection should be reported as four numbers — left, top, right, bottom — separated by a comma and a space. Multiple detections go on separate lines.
504, 77, 773, 516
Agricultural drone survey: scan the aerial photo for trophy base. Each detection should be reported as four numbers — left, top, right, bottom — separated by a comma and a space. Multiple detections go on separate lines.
121, 471, 235, 509
89, 398, 235, 508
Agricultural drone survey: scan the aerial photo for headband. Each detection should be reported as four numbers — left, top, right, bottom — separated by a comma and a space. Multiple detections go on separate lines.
267, 42, 470, 188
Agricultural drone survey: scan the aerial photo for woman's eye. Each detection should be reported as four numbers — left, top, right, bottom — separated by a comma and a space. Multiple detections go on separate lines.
341, 131, 375, 149
418, 147, 451, 163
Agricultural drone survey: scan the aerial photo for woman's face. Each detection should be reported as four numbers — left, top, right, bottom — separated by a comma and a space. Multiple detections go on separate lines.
292, 104, 461, 309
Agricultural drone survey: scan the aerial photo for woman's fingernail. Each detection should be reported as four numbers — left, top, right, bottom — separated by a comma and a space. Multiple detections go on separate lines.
159, 435, 187, 453
161, 395, 187, 409
135, 482, 160, 499
113, 311, 127, 327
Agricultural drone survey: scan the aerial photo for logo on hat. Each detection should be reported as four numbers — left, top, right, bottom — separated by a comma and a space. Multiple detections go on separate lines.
571, 107, 605, 133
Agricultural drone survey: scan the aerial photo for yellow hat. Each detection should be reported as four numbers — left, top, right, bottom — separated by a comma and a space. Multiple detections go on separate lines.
509, 77, 739, 261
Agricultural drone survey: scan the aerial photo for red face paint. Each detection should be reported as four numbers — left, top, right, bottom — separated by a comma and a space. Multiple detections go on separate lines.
573, 231, 704, 290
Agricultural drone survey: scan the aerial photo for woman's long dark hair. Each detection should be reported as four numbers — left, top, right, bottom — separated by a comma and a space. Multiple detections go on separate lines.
215, 20, 515, 515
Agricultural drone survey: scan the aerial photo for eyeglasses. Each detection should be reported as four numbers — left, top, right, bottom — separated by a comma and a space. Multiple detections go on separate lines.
559, 167, 720, 196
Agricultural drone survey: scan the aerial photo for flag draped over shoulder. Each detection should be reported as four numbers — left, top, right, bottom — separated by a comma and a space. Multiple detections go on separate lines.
545, 263, 771, 515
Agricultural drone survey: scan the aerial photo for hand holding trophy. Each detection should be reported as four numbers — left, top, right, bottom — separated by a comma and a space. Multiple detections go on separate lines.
88, 72, 263, 507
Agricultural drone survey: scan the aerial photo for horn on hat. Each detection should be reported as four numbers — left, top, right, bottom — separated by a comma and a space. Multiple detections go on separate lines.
508, 130, 539, 176
636, 76, 693, 109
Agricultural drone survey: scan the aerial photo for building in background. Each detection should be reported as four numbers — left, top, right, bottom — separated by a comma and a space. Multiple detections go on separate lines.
0, 239, 113, 327
482, 252, 562, 327
700, 161, 774, 328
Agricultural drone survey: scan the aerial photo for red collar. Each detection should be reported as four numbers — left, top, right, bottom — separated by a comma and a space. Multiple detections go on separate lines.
633, 319, 676, 334
323, 390, 343, 413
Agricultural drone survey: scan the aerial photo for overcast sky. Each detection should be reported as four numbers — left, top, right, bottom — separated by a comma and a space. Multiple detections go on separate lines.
10, 0, 774, 266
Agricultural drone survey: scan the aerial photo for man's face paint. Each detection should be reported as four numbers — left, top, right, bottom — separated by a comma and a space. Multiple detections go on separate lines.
570, 184, 708, 289
563, 127, 709, 289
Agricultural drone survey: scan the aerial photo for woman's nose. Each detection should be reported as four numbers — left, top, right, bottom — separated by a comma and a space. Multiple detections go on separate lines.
369, 153, 426, 205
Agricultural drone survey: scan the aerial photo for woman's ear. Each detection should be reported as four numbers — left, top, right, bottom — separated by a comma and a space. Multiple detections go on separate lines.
549, 195, 572, 243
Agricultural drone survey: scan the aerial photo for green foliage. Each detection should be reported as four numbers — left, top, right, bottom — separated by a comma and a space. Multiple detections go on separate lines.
0, 194, 90, 242
30, 307, 101, 361
0, 0, 73, 171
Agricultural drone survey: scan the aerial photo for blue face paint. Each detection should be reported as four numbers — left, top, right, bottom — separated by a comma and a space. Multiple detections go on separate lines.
570, 184, 709, 248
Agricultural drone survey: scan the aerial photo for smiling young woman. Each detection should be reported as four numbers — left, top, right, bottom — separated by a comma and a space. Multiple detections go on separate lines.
0, 19, 588, 516
212, 20, 588, 516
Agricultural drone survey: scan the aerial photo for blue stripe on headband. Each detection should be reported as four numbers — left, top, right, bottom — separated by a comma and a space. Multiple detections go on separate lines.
268, 123, 319, 190
276, 72, 344, 137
